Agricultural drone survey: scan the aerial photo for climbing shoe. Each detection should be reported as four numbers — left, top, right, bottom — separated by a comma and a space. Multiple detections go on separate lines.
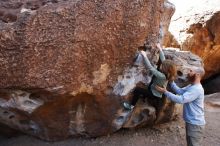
123, 102, 134, 110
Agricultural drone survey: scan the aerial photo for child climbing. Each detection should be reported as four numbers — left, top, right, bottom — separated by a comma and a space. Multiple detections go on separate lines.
123, 43, 177, 117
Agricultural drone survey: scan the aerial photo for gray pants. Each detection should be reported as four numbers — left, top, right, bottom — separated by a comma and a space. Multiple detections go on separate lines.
185, 123, 205, 146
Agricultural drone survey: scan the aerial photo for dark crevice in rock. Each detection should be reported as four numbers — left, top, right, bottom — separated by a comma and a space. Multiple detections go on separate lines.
1, 13, 17, 23
0, 123, 21, 138
177, 70, 183, 76
202, 73, 220, 94
9, 115, 15, 119
202, 73, 220, 84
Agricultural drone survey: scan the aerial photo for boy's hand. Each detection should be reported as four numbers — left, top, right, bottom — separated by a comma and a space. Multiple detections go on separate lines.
155, 85, 167, 93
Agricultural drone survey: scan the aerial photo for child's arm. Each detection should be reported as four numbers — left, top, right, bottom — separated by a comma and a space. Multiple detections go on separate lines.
140, 51, 166, 79
156, 43, 165, 62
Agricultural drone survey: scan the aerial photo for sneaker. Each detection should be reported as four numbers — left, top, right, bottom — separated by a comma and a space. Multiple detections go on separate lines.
123, 102, 134, 110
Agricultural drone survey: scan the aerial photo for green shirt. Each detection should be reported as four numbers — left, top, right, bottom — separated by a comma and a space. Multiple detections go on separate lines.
142, 50, 167, 98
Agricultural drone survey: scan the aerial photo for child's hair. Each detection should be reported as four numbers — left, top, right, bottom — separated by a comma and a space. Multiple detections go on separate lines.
161, 60, 177, 81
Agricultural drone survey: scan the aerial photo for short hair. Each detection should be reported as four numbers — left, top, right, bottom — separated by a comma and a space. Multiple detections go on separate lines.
192, 67, 205, 77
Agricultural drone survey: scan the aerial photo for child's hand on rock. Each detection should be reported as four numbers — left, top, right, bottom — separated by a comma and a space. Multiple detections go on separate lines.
140, 51, 147, 58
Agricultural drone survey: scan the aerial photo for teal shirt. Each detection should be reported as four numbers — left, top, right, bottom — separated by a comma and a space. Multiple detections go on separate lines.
142, 50, 167, 98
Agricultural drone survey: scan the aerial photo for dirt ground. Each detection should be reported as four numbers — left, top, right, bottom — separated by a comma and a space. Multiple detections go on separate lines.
0, 101, 220, 146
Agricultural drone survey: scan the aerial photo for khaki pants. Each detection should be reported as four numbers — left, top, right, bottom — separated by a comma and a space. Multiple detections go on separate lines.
185, 123, 205, 146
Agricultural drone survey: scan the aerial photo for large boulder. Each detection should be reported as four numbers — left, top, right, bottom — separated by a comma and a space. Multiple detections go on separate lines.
0, 0, 169, 141
0, 0, 204, 141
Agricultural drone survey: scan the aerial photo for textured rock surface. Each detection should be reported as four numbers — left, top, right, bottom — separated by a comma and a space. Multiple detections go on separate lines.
0, 0, 162, 90
162, 31, 180, 48
0, 0, 204, 141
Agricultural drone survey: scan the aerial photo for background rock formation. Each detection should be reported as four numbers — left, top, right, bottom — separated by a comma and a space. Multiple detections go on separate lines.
159, 0, 180, 48
182, 11, 220, 78
162, 31, 180, 48
0, 0, 204, 141
165, 0, 220, 79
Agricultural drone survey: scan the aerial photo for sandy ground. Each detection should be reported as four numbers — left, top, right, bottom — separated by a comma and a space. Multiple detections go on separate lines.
0, 101, 220, 146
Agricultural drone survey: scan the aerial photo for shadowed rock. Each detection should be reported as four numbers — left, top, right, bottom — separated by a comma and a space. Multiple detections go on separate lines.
203, 74, 220, 94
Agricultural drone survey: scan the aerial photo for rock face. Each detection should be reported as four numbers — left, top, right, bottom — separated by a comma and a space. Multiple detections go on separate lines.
0, 0, 204, 141
0, 0, 162, 90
